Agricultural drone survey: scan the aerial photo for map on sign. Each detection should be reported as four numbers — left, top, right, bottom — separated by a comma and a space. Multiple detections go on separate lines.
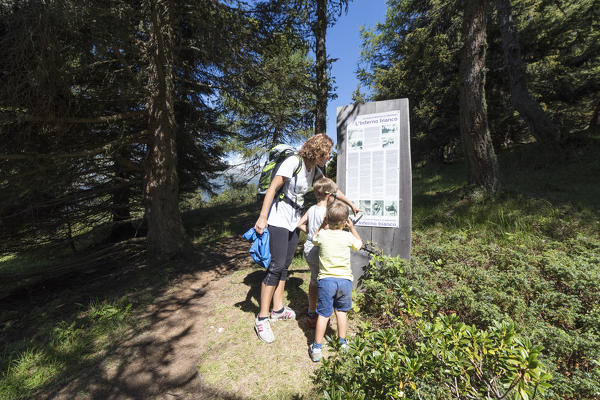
345, 110, 400, 228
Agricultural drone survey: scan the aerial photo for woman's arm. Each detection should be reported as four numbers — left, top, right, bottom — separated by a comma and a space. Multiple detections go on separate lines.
333, 190, 361, 216
254, 175, 286, 234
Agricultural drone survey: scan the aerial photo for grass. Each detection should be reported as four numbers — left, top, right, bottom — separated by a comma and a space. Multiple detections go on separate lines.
0, 196, 260, 399
196, 255, 360, 399
196, 258, 318, 399
0, 298, 133, 400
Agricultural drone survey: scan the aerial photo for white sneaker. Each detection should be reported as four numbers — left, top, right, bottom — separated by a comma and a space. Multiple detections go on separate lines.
254, 315, 274, 343
310, 344, 322, 362
270, 306, 296, 322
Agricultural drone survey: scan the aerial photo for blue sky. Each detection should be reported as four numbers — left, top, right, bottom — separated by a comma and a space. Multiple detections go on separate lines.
325, 0, 388, 146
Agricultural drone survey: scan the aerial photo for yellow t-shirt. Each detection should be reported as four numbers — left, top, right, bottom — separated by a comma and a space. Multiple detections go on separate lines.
311, 229, 362, 281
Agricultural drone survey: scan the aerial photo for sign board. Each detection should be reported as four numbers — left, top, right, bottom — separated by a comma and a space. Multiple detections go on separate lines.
336, 99, 411, 287
345, 110, 401, 228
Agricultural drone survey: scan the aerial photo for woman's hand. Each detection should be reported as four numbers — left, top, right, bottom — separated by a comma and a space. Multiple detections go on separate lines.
254, 215, 268, 235
332, 190, 361, 216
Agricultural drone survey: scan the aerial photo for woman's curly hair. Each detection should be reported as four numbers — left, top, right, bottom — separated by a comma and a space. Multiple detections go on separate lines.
299, 133, 333, 163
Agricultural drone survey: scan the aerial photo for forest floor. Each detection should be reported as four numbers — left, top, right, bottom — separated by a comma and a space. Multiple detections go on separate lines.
2, 233, 348, 399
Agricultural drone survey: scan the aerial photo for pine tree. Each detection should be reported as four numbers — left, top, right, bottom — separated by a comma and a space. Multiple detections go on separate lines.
496, 0, 561, 144
459, 0, 500, 191
144, 0, 191, 259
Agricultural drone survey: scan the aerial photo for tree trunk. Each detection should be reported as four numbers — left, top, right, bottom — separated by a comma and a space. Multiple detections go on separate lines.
313, 0, 328, 134
590, 99, 600, 130
459, 0, 500, 192
109, 148, 136, 243
144, 0, 190, 259
497, 0, 561, 143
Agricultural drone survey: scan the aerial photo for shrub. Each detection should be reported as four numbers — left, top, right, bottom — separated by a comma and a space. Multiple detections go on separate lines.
324, 239, 600, 399
315, 315, 551, 399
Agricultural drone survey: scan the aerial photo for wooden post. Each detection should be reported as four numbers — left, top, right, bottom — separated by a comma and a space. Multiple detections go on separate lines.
336, 99, 411, 287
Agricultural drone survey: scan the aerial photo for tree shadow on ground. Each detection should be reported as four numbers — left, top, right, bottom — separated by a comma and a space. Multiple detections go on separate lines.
1, 236, 254, 400
234, 267, 337, 346
233, 269, 263, 314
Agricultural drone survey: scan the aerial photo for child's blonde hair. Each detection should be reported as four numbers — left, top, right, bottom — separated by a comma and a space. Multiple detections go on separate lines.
326, 200, 349, 229
313, 177, 337, 201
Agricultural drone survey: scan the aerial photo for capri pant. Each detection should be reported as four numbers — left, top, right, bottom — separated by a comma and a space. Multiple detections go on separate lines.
263, 225, 299, 286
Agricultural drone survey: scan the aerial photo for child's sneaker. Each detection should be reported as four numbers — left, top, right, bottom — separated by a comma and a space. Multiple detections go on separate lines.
270, 306, 296, 322
254, 315, 274, 343
339, 338, 349, 351
309, 343, 322, 362
306, 311, 317, 328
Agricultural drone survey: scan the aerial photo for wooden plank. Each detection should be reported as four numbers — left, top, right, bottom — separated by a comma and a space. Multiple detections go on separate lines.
396, 98, 412, 258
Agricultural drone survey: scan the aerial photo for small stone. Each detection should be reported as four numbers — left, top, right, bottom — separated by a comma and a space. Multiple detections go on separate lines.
217, 327, 224, 333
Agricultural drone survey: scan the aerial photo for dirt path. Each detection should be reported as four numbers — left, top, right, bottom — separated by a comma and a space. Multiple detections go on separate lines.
45, 236, 330, 400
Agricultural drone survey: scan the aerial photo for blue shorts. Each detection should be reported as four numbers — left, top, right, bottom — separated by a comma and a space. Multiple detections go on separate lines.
316, 278, 353, 317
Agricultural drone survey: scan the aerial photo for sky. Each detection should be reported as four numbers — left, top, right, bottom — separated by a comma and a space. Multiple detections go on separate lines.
325, 0, 388, 146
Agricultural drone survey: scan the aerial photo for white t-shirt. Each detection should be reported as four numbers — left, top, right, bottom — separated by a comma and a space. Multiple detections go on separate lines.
303, 205, 326, 254
267, 156, 321, 231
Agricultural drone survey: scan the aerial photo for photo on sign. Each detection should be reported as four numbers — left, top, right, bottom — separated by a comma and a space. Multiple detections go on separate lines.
359, 200, 371, 215
372, 200, 384, 216
348, 130, 363, 150
381, 124, 397, 148
384, 200, 398, 216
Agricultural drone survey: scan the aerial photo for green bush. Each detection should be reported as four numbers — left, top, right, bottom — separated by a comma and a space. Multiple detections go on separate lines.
339, 227, 600, 398
315, 314, 551, 399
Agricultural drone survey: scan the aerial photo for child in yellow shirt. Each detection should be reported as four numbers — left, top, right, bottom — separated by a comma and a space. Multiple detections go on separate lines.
308, 200, 362, 362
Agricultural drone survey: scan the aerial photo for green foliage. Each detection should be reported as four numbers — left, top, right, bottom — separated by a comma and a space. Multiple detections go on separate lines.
205, 183, 258, 208
315, 142, 600, 398
325, 152, 338, 181
515, 0, 599, 134
358, 0, 462, 161
1, 0, 315, 250
221, 30, 315, 154
359, 0, 599, 161
316, 313, 551, 399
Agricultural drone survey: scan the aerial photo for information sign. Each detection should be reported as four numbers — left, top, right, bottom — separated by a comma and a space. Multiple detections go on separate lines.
345, 110, 401, 228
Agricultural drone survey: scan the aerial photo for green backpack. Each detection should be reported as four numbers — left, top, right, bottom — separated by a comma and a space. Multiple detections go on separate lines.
257, 144, 303, 208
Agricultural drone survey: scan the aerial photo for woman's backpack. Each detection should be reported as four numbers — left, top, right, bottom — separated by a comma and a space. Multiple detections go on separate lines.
257, 144, 302, 205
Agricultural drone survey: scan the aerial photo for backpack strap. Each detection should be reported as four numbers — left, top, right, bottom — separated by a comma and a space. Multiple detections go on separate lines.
275, 155, 304, 211
278, 157, 321, 212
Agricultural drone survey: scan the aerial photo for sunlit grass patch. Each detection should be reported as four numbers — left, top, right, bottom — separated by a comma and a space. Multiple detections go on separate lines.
196, 257, 320, 399
0, 298, 134, 400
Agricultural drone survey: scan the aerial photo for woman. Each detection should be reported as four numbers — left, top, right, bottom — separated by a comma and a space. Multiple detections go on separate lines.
253, 133, 358, 343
